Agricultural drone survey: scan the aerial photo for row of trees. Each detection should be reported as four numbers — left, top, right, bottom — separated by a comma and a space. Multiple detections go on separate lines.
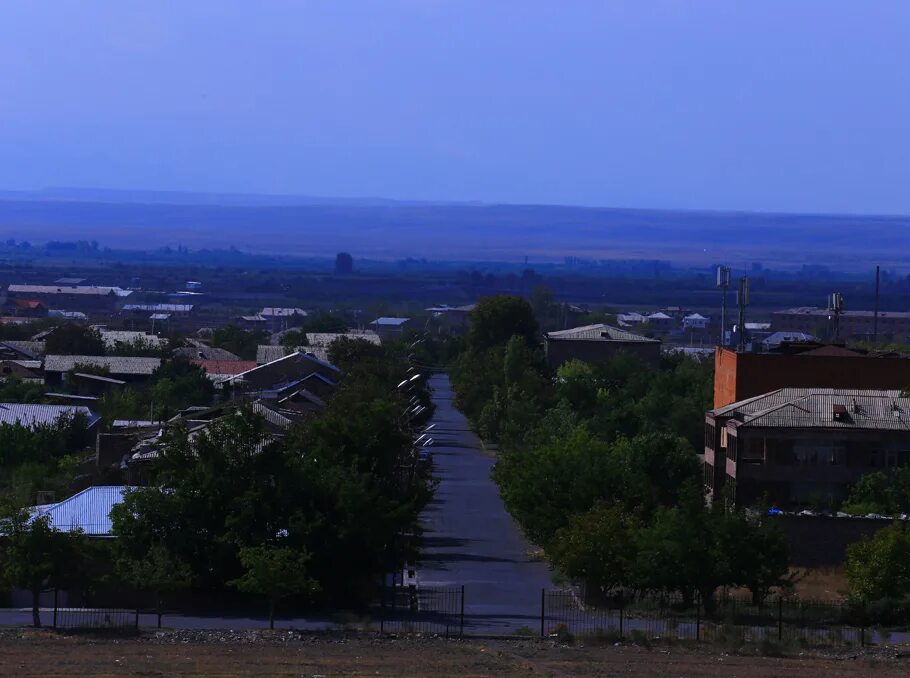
450, 295, 790, 605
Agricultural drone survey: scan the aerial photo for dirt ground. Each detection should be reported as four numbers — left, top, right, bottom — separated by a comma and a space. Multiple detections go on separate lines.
0, 629, 908, 677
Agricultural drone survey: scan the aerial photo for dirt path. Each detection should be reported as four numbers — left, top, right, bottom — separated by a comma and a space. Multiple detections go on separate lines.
0, 630, 906, 677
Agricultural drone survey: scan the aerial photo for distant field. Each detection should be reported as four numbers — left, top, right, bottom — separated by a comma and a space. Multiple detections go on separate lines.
1, 195, 909, 271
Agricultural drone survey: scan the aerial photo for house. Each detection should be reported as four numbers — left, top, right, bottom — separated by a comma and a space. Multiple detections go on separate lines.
97, 330, 165, 351
369, 317, 411, 338
772, 306, 910, 342
43, 355, 161, 386
256, 344, 290, 365
34, 486, 134, 536
193, 359, 258, 383
0, 360, 42, 383
713, 345, 910, 408
219, 351, 340, 399
617, 312, 646, 327
0, 403, 101, 431
704, 388, 910, 508
0, 340, 46, 361
11, 299, 48, 318
425, 304, 475, 335
260, 307, 307, 331
121, 303, 194, 315
645, 311, 675, 332
236, 314, 268, 329
304, 330, 382, 362
545, 324, 661, 369
173, 341, 241, 362
682, 313, 710, 330
760, 331, 818, 352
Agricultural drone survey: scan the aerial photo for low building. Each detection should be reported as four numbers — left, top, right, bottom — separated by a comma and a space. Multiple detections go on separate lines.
193, 359, 258, 383
0, 340, 46, 361
545, 324, 661, 369
220, 351, 340, 398
304, 330, 382, 362
425, 304, 475, 335
369, 317, 411, 338
704, 388, 910, 509
97, 330, 165, 351
43, 355, 161, 386
682, 313, 710, 330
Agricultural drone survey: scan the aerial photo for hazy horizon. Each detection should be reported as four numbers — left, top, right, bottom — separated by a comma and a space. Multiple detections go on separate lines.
2, 2, 910, 215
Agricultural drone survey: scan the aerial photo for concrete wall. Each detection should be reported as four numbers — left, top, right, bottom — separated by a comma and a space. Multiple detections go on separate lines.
773, 515, 889, 568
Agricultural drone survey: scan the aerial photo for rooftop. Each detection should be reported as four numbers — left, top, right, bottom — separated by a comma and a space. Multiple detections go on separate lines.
260, 307, 307, 317
0, 403, 100, 429
712, 388, 910, 431
8, 284, 132, 297
98, 330, 165, 349
44, 355, 162, 375
546, 323, 660, 343
36, 486, 135, 536
122, 303, 193, 313
193, 359, 258, 376
370, 317, 410, 326
775, 306, 910, 320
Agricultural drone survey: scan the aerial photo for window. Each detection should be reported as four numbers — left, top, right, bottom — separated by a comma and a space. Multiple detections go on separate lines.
705, 422, 715, 450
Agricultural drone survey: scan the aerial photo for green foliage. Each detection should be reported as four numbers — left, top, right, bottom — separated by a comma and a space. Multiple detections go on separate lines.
467, 295, 539, 353
230, 545, 319, 628
845, 523, 910, 601
842, 469, 910, 516
0, 507, 86, 627
327, 336, 385, 372
280, 329, 308, 349
302, 311, 348, 334
45, 323, 105, 356
211, 325, 268, 360
0, 377, 46, 403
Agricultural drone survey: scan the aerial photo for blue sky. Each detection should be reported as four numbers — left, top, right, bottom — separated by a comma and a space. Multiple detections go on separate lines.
1, 1, 908, 213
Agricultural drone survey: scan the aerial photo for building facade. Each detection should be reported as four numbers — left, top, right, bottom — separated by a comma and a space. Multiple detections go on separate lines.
545, 324, 661, 369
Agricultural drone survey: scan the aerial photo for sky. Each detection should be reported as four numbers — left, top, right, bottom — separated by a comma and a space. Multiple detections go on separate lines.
1, 1, 908, 214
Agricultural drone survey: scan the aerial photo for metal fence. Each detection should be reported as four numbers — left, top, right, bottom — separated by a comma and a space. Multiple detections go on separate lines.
542, 590, 869, 647
54, 606, 137, 631
378, 585, 464, 637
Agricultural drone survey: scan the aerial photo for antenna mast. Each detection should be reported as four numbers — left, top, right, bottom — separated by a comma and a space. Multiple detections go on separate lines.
828, 292, 844, 342
717, 266, 731, 346
737, 276, 749, 352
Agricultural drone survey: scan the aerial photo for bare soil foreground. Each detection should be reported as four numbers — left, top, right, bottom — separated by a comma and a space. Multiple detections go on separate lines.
0, 630, 909, 677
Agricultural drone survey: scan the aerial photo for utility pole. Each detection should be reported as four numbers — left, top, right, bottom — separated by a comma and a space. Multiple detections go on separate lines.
828, 292, 844, 342
737, 276, 749, 352
717, 266, 731, 346
873, 265, 880, 344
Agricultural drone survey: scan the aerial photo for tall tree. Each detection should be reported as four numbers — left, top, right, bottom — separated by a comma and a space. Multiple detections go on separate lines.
466, 295, 539, 352
230, 545, 319, 629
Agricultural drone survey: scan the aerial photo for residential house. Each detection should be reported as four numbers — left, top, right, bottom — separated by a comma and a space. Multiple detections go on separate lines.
219, 351, 340, 399
545, 324, 661, 369
34, 486, 134, 537
0, 402, 101, 431
369, 317, 411, 338
5, 284, 132, 314
43, 355, 161, 387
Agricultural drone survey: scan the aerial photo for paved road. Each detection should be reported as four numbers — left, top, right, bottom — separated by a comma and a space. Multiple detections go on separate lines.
417, 374, 554, 634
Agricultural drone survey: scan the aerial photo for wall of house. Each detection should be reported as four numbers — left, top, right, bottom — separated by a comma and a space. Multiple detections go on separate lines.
545, 339, 660, 370
713, 348, 910, 408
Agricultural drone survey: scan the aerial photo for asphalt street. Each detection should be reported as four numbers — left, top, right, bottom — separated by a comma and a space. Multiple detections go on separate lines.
417, 374, 554, 634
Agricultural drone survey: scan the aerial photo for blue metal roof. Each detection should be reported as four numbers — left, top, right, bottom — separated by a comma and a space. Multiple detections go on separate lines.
39, 486, 135, 536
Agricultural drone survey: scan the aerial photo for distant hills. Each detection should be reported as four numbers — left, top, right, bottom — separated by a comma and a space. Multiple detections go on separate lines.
0, 188, 907, 270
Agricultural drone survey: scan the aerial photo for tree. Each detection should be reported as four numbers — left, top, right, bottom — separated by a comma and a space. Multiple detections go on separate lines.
466, 295, 539, 352
845, 523, 910, 602
116, 543, 192, 628
211, 325, 268, 361
0, 509, 84, 627
550, 503, 640, 597
230, 545, 319, 629
280, 329, 308, 351
303, 311, 348, 334
327, 337, 385, 373
45, 324, 105, 356
334, 252, 354, 275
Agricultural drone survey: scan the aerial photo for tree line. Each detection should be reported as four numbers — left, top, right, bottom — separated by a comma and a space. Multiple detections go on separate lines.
450, 295, 790, 606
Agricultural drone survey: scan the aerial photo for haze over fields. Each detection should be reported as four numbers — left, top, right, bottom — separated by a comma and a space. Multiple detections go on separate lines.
0, 189, 908, 271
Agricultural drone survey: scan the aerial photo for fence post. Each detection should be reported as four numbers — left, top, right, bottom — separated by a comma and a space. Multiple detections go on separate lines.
53, 588, 58, 630
696, 591, 701, 642
540, 589, 545, 639
778, 597, 783, 641
619, 591, 624, 640
860, 602, 865, 647
459, 585, 465, 638
380, 584, 385, 635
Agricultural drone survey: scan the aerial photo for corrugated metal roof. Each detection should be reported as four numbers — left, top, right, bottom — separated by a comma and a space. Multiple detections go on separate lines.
547, 323, 659, 343
0, 340, 46, 359
713, 388, 910, 431
256, 345, 289, 365
0, 403, 99, 428
193, 359, 258, 375
38, 486, 136, 536
44, 355, 161, 375
99, 330, 165, 348
123, 304, 193, 312
260, 307, 307, 317
7, 284, 132, 297
370, 317, 410, 326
